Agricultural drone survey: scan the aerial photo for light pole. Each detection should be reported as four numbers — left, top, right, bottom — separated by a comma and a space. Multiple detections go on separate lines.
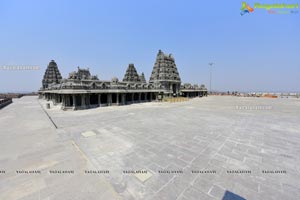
208, 62, 214, 94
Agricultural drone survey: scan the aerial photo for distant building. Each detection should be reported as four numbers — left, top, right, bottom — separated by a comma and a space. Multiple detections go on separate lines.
39, 50, 207, 110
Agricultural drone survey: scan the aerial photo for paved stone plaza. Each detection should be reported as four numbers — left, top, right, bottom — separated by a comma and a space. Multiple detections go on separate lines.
0, 96, 300, 200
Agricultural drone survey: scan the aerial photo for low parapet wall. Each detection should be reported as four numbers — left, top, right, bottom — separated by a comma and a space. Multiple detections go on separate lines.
0, 98, 12, 109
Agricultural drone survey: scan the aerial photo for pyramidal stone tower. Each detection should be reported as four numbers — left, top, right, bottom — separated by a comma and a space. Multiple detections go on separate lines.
123, 64, 141, 82
139, 73, 146, 83
149, 50, 181, 95
42, 60, 62, 89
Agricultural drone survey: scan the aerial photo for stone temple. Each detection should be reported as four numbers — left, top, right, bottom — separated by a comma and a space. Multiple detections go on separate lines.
39, 50, 207, 110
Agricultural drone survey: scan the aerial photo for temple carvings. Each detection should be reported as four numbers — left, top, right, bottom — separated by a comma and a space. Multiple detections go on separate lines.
150, 50, 181, 95
42, 60, 62, 89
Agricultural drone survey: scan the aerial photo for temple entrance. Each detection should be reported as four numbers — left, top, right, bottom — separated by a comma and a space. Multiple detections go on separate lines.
70, 96, 73, 106
133, 93, 139, 101
172, 84, 177, 94
125, 93, 132, 104
90, 94, 98, 105
112, 93, 117, 103
75, 96, 81, 106
141, 93, 145, 101
101, 94, 107, 104
146, 93, 150, 101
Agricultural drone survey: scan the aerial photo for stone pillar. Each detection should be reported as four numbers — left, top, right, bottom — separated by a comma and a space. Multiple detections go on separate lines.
121, 94, 125, 105
72, 94, 76, 110
65, 95, 69, 107
150, 93, 153, 101
55, 94, 58, 104
138, 93, 141, 102
52, 94, 56, 105
131, 93, 134, 103
98, 94, 101, 107
62, 95, 65, 109
86, 94, 90, 108
81, 94, 86, 109
107, 93, 112, 106
116, 93, 119, 105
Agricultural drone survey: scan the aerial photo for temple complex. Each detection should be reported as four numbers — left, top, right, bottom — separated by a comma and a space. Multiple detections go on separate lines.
39, 50, 207, 110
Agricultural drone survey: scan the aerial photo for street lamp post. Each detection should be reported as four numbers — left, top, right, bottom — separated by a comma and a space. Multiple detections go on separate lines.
208, 62, 214, 94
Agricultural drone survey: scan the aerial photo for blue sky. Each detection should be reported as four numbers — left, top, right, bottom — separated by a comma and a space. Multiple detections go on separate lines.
0, 0, 299, 92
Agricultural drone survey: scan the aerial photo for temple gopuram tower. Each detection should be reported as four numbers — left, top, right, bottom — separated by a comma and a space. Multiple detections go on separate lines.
42, 60, 62, 89
123, 64, 141, 82
149, 50, 181, 95
139, 73, 146, 83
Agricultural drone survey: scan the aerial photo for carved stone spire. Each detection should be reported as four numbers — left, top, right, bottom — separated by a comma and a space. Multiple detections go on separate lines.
42, 60, 62, 89
139, 73, 146, 83
149, 50, 181, 83
149, 50, 181, 94
123, 64, 141, 82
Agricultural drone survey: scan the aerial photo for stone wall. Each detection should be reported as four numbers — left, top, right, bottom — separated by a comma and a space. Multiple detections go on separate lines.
0, 98, 12, 109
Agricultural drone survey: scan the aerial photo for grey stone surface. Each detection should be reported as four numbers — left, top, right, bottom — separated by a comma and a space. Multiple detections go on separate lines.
1, 96, 300, 200
0, 97, 121, 200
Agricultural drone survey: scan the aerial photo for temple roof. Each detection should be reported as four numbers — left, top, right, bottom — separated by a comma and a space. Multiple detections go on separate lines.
68, 67, 98, 80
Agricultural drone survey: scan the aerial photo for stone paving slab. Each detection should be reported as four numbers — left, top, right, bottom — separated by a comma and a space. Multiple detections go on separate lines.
1, 96, 300, 200
0, 97, 121, 200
